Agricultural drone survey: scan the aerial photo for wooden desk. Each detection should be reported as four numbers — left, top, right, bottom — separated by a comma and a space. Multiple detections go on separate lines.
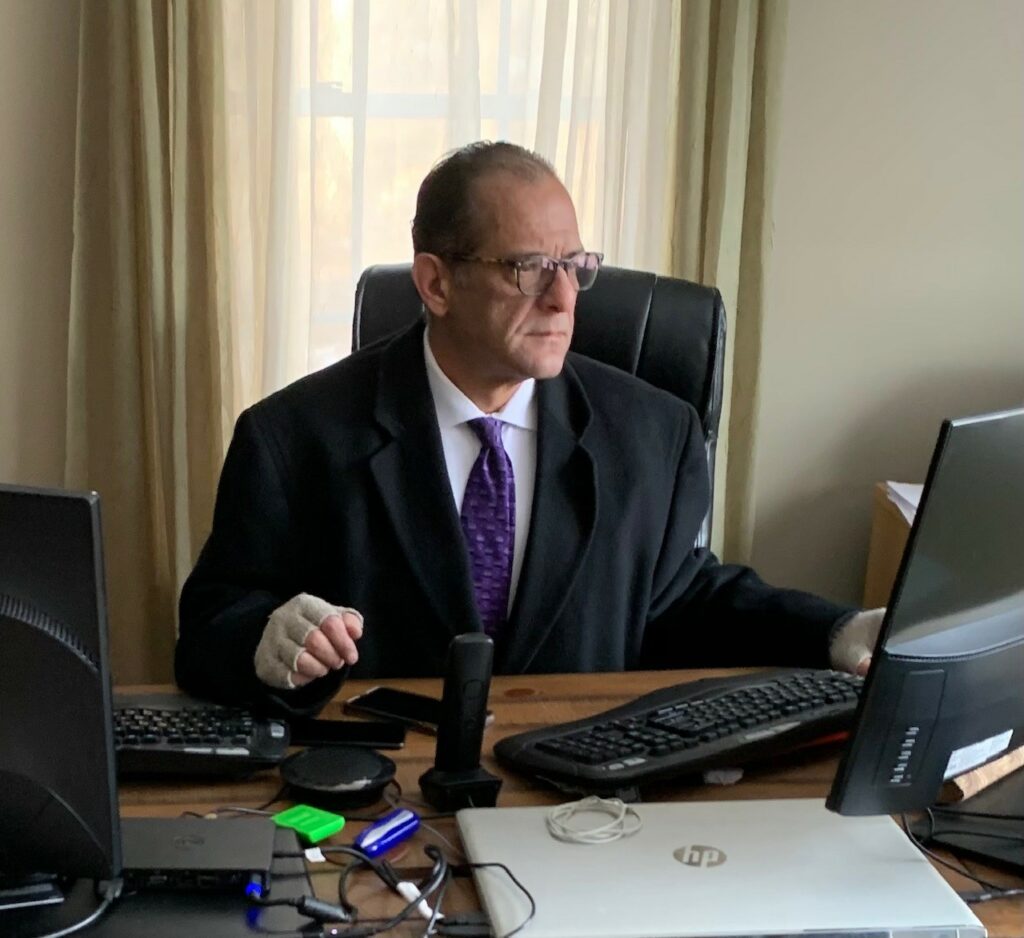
120, 672, 1023, 936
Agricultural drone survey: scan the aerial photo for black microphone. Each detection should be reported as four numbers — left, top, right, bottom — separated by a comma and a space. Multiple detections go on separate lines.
419, 633, 502, 810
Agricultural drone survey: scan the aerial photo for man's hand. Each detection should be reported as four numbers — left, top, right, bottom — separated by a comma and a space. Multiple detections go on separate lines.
254, 593, 364, 690
829, 607, 885, 676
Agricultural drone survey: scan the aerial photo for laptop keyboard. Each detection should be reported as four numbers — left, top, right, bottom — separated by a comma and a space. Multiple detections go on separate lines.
114, 694, 290, 777
494, 668, 863, 796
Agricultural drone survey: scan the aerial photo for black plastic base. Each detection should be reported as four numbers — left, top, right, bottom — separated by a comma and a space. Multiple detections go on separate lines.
0, 873, 66, 912
418, 766, 503, 812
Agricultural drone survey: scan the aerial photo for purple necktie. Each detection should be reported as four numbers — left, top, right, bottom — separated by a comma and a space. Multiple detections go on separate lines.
460, 417, 516, 637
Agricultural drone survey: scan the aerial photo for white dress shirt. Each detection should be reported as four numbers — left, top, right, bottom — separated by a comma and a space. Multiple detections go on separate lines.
423, 329, 537, 615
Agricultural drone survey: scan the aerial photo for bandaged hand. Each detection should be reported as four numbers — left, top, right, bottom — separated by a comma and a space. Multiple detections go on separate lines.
254, 593, 363, 690
829, 607, 885, 676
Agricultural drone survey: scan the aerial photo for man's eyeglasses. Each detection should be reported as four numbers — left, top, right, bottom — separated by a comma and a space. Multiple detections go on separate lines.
446, 251, 603, 297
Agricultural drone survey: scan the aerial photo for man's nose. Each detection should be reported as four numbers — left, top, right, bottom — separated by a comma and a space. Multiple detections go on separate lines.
540, 265, 578, 311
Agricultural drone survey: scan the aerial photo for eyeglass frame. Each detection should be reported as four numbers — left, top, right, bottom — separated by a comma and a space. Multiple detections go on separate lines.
443, 251, 604, 297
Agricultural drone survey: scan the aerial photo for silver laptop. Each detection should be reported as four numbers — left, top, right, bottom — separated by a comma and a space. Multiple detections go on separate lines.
456, 799, 984, 938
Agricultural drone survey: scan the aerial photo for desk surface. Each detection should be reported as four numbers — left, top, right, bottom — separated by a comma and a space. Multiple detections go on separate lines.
120, 670, 1023, 936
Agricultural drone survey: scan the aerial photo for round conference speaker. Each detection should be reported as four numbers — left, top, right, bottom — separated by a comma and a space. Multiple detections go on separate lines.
279, 746, 396, 810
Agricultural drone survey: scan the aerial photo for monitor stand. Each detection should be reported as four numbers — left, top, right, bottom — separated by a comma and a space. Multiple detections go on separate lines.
0, 873, 65, 912
913, 768, 1024, 874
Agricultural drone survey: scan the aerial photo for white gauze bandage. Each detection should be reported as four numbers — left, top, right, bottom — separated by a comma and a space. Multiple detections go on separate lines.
254, 593, 363, 690
829, 607, 885, 674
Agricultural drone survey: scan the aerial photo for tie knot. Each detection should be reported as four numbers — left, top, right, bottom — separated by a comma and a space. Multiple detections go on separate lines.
467, 417, 505, 450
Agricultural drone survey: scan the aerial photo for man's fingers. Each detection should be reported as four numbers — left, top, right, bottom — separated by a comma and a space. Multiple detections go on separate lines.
829, 607, 885, 675
303, 628, 344, 670
293, 649, 330, 680
256, 595, 363, 690
342, 610, 364, 640
319, 614, 360, 666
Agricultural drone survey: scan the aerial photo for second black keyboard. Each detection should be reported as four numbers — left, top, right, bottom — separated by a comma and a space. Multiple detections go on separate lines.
494, 668, 863, 796
114, 693, 290, 777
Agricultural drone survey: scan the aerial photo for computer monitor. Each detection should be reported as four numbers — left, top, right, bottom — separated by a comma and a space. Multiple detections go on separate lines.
827, 407, 1024, 817
0, 485, 121, 884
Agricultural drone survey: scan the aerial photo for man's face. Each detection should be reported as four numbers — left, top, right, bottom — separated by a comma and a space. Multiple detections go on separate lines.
428, 171, 584, 403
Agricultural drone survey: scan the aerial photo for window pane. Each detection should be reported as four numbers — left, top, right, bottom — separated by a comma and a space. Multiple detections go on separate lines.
310, 116, 355, 370
363, 118, 447, 264
506, 0, 544, 96
316, 0, 353, 89
477, 0, 500, 95
481, 118, 500, 141
367, 0, 449, 94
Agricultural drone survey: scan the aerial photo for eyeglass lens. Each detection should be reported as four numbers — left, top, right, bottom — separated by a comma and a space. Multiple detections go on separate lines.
519, 254, 601, 295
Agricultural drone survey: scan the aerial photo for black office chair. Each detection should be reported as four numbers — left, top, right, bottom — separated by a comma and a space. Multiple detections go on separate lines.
352, 263, 726, 547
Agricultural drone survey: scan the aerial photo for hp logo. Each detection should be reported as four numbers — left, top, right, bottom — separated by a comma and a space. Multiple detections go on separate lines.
172, 834, 205, 850
673, 845, 726, 868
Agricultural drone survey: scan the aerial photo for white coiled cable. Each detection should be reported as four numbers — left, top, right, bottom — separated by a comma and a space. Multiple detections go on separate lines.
545, 795, 643, 845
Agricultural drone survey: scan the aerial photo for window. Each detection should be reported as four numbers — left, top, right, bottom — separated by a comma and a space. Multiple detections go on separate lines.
303, 0, 611, 370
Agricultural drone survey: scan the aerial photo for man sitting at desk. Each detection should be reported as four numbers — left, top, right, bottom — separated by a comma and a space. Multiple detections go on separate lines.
175, 141, 881, 714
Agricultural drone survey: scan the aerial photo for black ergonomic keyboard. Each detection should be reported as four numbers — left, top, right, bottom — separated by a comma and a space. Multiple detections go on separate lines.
114, 693, 290, 777
494, 668, 863, 796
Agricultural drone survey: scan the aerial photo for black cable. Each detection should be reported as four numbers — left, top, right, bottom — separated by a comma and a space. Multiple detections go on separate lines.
930, 805, 1024, 822
324, 848, 396, 919
383, 777, 456, 820
959, 886, 1024, 904
325, 846, 450, 938
29, 878, 123, 938
927, 826, 1024, 845
458, 862, 535, 938
270, 844, 389, 921
376, 859, 402, 889
259, 844, 448, 936
334, 857, 366, 918
257, 784, 290, 812
251, 925, 323, 938
274, 845, 382, 864
436, 922, 493, 938
181, 787, 287, 819
422, 864, 452, 937
902, 813, 1002, 887
900, 813, 1023, 901
256, 846, 375, 926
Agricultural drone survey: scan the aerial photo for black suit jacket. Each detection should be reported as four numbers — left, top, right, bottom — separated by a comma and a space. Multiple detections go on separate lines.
176, 320, 855, 713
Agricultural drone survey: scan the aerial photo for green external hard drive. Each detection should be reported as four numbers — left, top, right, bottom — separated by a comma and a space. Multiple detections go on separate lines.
273, 804, 345, 843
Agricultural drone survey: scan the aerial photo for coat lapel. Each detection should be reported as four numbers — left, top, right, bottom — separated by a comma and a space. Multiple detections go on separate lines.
501, 361, 597, 672
368, 322, 480, 642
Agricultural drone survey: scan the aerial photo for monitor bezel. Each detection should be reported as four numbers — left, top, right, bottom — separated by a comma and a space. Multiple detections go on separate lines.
827, 408, 1024, 817
0, 484, 122, 882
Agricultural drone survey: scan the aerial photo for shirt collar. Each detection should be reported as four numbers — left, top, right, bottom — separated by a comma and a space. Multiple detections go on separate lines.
423, 326, 537, 431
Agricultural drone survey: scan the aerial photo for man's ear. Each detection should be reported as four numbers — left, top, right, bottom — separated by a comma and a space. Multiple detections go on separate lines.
411, 253, 453, 319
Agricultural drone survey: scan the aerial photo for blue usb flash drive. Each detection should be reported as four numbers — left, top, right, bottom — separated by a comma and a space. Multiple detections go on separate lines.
354, 808, 420, 858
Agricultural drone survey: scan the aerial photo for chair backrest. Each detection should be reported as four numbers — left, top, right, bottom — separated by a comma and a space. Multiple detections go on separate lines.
352, 263, 726, 547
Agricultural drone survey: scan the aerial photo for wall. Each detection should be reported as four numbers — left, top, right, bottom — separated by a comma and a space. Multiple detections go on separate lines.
0, 0, 79, 487
749, 0, 1024, 602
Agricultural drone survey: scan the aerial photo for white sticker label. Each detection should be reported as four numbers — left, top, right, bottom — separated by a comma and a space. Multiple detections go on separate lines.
943, 729, 1013, 780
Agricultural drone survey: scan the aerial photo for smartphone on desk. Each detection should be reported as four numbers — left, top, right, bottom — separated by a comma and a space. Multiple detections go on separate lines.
343, 686, 494, 735
287, 717, 406, 749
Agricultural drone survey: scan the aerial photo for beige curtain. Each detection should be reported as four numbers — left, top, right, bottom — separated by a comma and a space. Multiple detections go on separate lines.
67, 1, 225, 683
67, 0, 778, 682
668, 0, 785, 564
